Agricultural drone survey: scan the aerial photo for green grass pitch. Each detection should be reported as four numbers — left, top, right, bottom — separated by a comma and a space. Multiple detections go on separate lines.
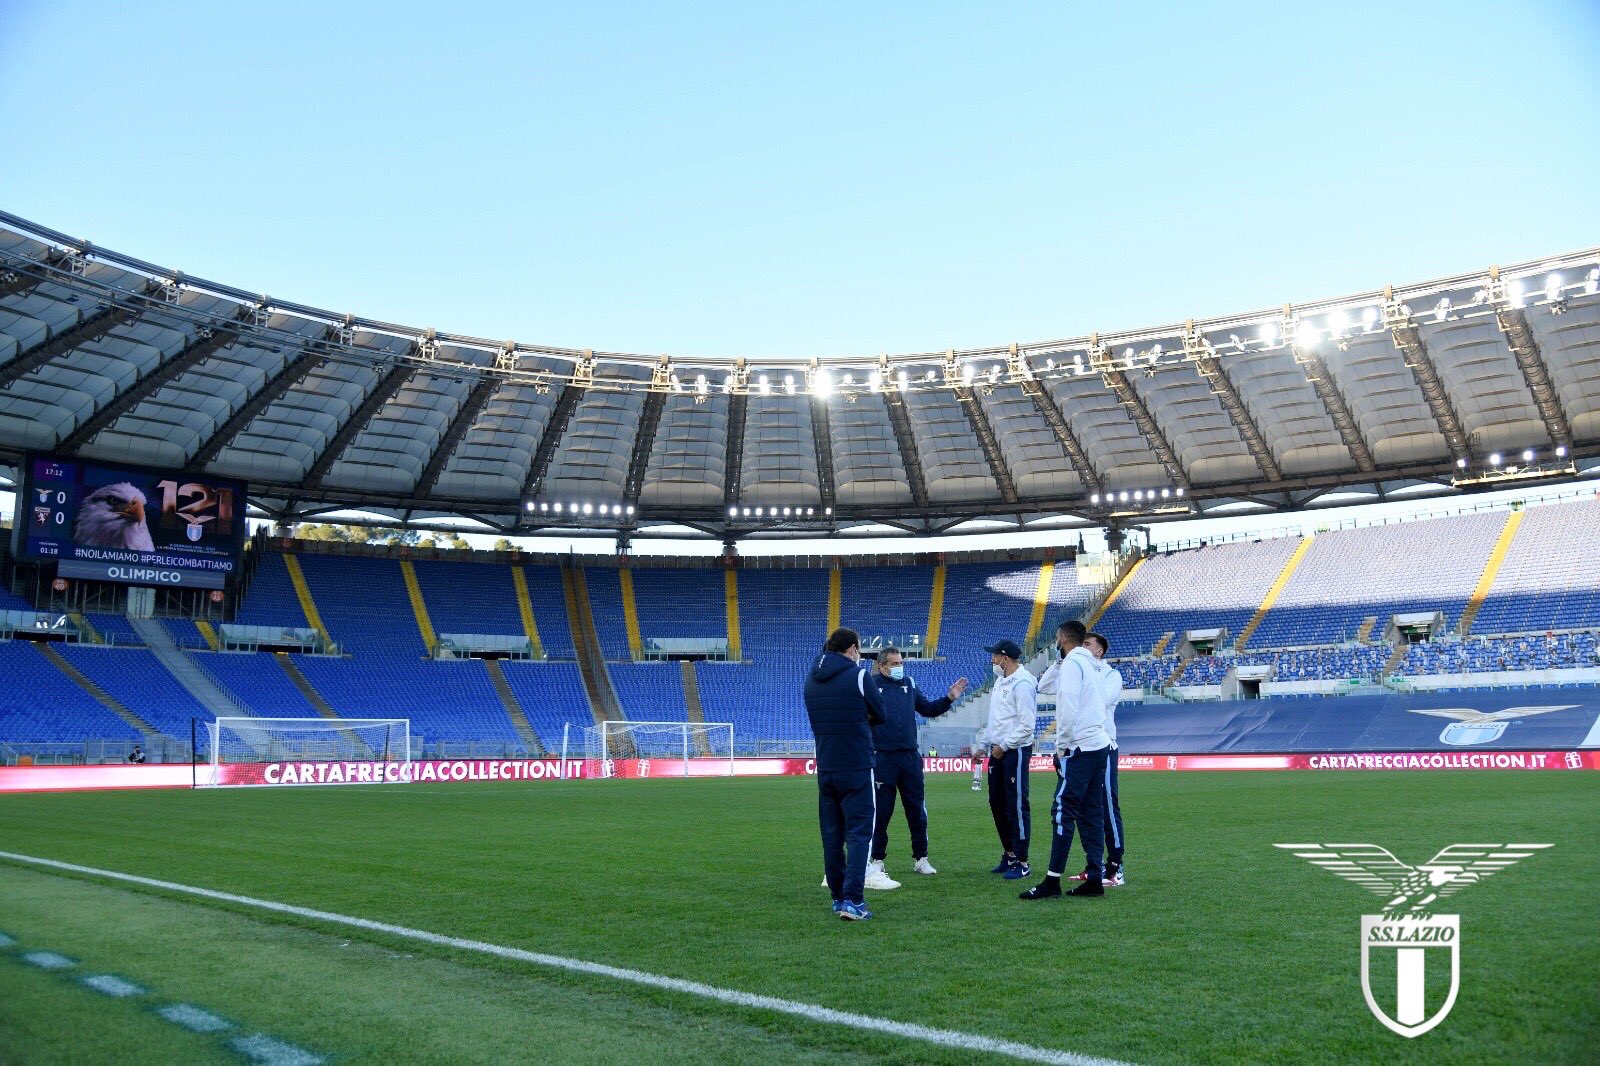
1, 770, 1595, 1064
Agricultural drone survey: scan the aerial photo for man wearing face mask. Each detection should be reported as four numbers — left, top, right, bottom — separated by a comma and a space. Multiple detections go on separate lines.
981, 639, 1037, 880
1022, 619, 1111, 900
863, 647, 968, 888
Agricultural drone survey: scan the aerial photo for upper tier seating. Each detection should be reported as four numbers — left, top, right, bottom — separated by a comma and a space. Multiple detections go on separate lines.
1097, 538, 1302, 654
1248, 512, 1505, 648
1471, 498, 1600, 634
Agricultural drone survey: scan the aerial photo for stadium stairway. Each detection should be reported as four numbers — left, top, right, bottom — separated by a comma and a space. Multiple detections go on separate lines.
679, 660, 712, 755
68, 612, 104, 645
282, 554, 335, 648
274, 653, 341, 719
398, 560, 439, 655
1458, 509, 1526, 637
1383, 641, 1409, 676
1150, 631, 1175, 657
618, 569, 644, 661
1234, 537, 1314, 651
508, 566, 547, 658
561, 566, 624, 726
127, 617, 253, 720
827, 566, 842, 635
1354, 616, 1378, 644
482, 659, 545, 754
34, 642, 157, 736
1084, 554, 1145, 632
194, 619, 222, 651
925, 563, 945, 657
724, 568, 742, 661
1024, 561, 1055, 652
1161, 658, 1190, 688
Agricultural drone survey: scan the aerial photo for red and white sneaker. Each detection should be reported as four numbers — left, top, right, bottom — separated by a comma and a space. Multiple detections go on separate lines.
1066, 870, 1092, 882
1105, 867, 1126, 887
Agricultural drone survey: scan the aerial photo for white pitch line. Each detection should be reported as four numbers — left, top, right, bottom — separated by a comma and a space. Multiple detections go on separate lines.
0, 849, 1128, 1066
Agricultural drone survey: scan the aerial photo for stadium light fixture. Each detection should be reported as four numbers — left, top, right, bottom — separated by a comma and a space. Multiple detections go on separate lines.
988, 365, 1001, 382
670, 374, 682, 392
1361, 307, 1378, 330
723, 374, 734, 393
1258, 322, 1278, 345
1294, 321, 1319, 348
540, 502, 549, 512
1544, 273, 1562, 301
758, 374, 771, 396
812, 369, 833, 398
755, 507, 763, 517
869, 370, 882, 392
1489, 452, 1502, 467
1119, 491, 1129, 503
696, 374, 707, 395
842, 373, 854, 387
1045, 358, 1056, 370
1328, 310, 1349, 336
924, 369, 936, 383
554, 503, 564, 513
962, 363, 975, 384
825, 506, 833, 515
728, 506, 738, 517
1434, 298, 1451, 322
1556, 445, 1568, 458
806, 507, 814, 516
1134, 490, 1144, 501
1175, 487, 1184, 497
784, 375, 796, 395
1523, 449, 1535, 463
626, 505, 635, 515
1506, 281, 1525, 308
1091, 493, 1100, 504
742, 507, 751, 517
896, 370, 909, 392
1161, 488, 1171, 498
525, 501, 535, 512
582, 503, 593, 515
1457, 458, 1468, 469
1586, 268, 1599, 295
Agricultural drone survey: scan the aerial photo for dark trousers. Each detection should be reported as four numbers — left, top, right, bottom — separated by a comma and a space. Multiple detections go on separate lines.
871, 749, 928, 861
819, 769, 876, 904
986, 745, 1032, 861
1046, 745, 1109, 879
1105, 748, 1124, 866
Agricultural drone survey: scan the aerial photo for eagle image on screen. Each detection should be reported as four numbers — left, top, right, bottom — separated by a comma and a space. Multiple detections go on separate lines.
73, 482, 155, 551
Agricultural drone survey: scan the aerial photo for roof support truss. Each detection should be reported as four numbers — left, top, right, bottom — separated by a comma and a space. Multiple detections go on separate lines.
808, 390, 836, 512
520, 382, 585, 504
946, 352, 1017, 505
58, 313, 249, 454
188, 333, 334, 468
880, 375, 930, 510
1091, 341, 1193, 491
303, 361, 414, 491
415, 374, 500, 499
1384, 288, 1471, 465
0, 285, 160, 391
1183, 323, 1282, 481
1495, 302, 1574, 452
1287, 312, 1377, 474
623, 387, 668, 505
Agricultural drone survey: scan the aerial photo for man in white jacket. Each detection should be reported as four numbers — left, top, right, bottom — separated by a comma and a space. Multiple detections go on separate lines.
980, 639, 1036, 880
1082, 631, 1126, 887
1021, 619, 1111, 899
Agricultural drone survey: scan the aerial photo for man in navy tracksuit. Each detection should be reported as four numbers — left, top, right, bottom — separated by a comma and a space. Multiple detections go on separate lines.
865, 647, 968, 887
804, 627, 887, 921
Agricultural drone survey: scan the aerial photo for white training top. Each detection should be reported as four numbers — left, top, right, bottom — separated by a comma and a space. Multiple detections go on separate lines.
982, 665, 1038, 752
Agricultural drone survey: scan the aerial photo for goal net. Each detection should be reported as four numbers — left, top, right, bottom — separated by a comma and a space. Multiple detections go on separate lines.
571, 721, 734, 778
200, 717, 411, 788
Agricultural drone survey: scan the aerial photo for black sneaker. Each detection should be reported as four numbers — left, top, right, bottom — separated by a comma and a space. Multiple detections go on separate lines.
1019, 880, 1062, 901
991, 854, 1012, 873
1067, 879, 1105, 897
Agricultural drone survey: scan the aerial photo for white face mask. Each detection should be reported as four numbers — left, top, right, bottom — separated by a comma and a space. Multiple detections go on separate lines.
992, 663, 1004, 679
888, 665, 904, 681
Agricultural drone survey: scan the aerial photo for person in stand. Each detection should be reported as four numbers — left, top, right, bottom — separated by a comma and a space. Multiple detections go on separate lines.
981, 639, 1037, 880
862, 646, 966, 888
804, 627, 887, 921
1022, 620, 1112, 900
127, 745, 147, 764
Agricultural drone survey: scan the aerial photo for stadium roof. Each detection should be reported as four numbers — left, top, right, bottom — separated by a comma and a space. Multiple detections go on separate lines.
2, 209, 1598, 541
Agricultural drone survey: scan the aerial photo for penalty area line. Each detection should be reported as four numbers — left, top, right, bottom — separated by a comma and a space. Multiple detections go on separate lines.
0, 849, 1127, 1066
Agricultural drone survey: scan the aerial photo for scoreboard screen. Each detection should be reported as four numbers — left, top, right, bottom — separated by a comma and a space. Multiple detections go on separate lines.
12, 453, 248, 590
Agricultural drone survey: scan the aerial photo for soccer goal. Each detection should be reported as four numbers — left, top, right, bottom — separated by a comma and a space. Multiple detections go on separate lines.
198, 717, 412, 788
567, 721, 734, 779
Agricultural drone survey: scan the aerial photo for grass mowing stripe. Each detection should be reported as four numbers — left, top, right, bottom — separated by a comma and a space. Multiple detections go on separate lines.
0, 848, 1129, 1066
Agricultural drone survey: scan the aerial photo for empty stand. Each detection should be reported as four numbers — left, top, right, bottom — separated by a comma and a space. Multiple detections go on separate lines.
1471, 498, 1600, 634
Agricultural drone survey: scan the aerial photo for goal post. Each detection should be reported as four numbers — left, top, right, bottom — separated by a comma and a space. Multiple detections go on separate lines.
572, 721, 734, 778
199, 717, 412, 788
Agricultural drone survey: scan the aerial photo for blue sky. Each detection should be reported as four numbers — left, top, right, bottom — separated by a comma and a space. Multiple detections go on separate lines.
3, 1, 1597, 361
2, 1, 1598, 552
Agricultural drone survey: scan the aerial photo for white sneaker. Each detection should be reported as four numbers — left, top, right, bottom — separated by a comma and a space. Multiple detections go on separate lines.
912, 857, 937, 876
864, 860, 901, 890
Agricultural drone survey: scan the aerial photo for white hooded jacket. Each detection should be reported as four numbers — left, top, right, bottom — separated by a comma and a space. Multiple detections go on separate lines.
1038, 646, 1111, 752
